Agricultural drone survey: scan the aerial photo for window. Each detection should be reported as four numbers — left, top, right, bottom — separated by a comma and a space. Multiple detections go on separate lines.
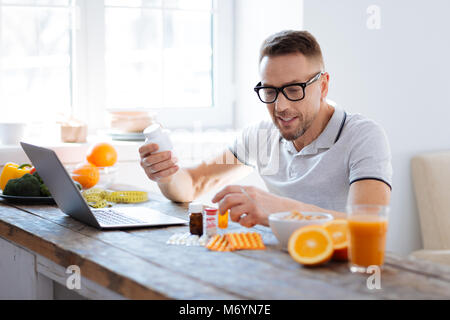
104, 0, 213, 109
0, 0, 74, 123
0, 0, 234, 133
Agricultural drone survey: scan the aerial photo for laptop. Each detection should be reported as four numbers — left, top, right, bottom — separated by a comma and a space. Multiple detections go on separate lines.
20, 142, 188, 229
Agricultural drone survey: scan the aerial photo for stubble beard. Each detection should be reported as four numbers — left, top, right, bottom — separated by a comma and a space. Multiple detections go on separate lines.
274, 113, 314, 141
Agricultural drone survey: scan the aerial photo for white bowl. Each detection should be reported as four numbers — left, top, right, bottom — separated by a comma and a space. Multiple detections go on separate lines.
96, 165, 118, 189
268, 211, 334, 250
109, 111, 155, 133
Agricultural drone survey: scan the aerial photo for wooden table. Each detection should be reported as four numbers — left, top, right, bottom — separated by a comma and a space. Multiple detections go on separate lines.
1, 194, 450, 300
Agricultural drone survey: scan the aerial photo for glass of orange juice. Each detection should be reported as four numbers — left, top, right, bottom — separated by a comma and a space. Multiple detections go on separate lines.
347, 204, 389, 273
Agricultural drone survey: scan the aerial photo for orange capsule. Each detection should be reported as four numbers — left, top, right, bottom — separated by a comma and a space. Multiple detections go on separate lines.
218, 209, 229, 229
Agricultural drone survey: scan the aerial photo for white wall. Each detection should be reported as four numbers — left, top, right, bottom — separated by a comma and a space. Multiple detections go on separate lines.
227, 0, 304, 200
234, 0, 303, 128
303, 0, 450, 255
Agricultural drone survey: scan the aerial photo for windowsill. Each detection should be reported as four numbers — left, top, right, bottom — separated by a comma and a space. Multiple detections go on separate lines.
0, 130, 238, 166
0, 139, 142, 166
0, 129, 264, 204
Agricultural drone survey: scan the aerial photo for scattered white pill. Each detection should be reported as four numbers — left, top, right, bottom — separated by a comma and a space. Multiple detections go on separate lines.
166, 232, 210, 246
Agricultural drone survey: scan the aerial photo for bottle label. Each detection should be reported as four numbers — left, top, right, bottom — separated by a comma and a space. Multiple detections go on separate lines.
206, 217, 216, 227
205, 213, 217, 236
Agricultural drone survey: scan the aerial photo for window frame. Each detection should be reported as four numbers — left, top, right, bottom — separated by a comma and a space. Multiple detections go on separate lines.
75, 0, 235, 131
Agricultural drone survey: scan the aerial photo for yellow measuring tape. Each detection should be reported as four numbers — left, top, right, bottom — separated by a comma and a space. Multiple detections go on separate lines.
82, 188, 148, 208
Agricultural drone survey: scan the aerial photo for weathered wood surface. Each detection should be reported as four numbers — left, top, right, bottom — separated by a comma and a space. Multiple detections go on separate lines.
1, 194, 450, 300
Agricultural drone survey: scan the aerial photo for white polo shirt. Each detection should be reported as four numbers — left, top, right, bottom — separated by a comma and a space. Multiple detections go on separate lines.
229, 106, 393, 212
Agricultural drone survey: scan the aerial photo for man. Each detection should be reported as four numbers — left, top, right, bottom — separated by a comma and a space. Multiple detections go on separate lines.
139, 30, 392, 228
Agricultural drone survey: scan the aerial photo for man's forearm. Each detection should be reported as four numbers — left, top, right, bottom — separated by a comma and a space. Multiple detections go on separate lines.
281, 197, 346, 219
157, 168, 196, 203
293, 201, 347, 219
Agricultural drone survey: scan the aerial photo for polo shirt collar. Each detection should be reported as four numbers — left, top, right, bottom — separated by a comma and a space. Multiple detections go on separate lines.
283, 106, 346, 155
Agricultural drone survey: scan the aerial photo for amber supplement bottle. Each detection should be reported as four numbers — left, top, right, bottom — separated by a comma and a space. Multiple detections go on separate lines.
218, 209, 229, 229
189, 202, 203, 236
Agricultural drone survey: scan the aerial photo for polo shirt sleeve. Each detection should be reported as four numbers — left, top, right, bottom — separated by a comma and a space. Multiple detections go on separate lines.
228, 121, 266, 168
348, 120, 393, 189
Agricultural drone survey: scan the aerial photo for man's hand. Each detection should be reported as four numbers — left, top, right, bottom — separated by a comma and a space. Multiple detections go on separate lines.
212, 185, 286, 228
139, 143, 179, 183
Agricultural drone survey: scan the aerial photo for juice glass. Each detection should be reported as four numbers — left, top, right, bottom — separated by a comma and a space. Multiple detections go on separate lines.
347, 204, 389, 273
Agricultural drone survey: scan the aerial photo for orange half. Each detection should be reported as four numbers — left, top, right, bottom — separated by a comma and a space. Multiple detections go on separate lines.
323, 219, 349, 261
288, 225, 334, 266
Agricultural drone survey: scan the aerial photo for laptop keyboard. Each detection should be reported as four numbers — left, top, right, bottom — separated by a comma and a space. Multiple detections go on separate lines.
92, 208, 145, 226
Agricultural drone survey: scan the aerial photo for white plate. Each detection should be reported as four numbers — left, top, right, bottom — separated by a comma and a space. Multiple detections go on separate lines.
108, 131, 145, 141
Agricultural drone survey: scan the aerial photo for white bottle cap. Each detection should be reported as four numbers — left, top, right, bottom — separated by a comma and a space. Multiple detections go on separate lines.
143, 124, 163, 139
143, 123, 173, 152
189, 202, 203, 213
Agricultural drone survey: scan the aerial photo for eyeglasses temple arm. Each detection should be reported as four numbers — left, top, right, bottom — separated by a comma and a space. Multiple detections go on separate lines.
305, 71, 324, 86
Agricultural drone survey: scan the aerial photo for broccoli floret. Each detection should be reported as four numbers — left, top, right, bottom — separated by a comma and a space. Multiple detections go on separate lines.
32, 171, 44, 184
40, 183, 51, 197
3, 173, 41, 197
33, 171, 53, 196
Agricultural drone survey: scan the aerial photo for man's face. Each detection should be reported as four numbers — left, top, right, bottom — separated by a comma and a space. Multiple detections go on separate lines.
259, 53, 325, 141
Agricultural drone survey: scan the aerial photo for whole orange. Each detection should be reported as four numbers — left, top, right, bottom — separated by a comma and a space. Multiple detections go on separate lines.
86, 142, 118, 167
71, 162, 100, 189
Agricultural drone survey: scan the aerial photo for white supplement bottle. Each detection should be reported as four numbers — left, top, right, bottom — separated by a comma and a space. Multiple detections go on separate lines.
143, 124, 173, 153
204, 207, 218, 237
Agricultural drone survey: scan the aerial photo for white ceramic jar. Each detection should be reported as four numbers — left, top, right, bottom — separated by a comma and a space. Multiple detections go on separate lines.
0, 122, 26, 145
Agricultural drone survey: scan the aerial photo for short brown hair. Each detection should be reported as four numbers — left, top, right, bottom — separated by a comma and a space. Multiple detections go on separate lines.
259, 30, 324, 68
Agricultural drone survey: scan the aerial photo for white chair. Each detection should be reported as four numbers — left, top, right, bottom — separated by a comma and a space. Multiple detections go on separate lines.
410, 151, 450, 265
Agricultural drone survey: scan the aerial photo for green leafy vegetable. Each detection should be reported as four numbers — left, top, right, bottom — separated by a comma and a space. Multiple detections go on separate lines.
3, 173, 42, 197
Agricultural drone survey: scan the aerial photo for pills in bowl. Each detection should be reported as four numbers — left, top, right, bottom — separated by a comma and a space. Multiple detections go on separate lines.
282, 210, 328, 220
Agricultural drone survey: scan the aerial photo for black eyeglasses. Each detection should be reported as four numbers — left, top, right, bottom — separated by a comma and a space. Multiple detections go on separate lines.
254, 71, 324, 104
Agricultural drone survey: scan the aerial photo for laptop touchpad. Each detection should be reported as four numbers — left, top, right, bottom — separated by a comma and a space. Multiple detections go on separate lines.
118, 207, 187, 225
